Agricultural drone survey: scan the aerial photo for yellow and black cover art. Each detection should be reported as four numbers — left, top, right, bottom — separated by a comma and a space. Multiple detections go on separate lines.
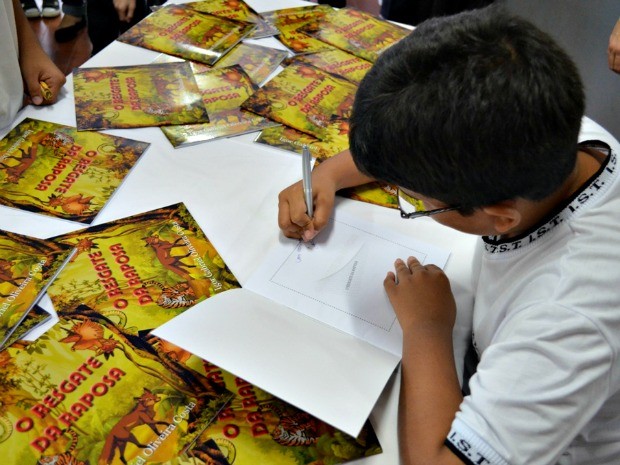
0, 315, 233, 464
162, 65, 278, 147
185, 0, 278, 39
179, 361, 384, 465
117, 4, 255, 65
0, 118, 149, 223
241, 61, 357, 142
283, 48, 372, 85
300, 7, 410, 62
261, 4, 335, 54
0, 229, 72, 349
48, 203, 240, 332
74, 63, 208, 130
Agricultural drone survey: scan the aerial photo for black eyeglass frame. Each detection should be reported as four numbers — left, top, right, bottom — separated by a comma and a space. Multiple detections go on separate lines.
397, 188, 460, 219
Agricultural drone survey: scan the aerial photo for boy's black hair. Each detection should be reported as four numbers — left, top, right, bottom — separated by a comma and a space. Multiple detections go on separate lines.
349, 6, 585, 210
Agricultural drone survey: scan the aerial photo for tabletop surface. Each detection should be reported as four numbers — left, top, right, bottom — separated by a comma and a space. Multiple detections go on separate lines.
0, 2, 481, 463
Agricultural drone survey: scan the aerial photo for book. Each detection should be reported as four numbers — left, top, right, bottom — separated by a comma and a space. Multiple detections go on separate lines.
213, 42, 289, 86
0, 118, 149, 223
153, 41, 289, 87
185, 0, 279, 39
117, 4, 255, 65
47, 203, 240, 332
73, 62, 209, 131
184, 361, 383, 465
254, 124, 347, 159
161, 65, 280, 147
261, 4, 335, 54
0, 229, 72, 350
241, 61, 357, 142
154, 210, 451, 437
0, 314, 233, 465
283, 48, 373, 84
2, 304, 53, 347
299, 7, 410, 62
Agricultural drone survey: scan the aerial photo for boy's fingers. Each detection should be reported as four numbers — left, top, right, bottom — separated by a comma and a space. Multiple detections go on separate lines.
394, 258, 411, 276
25, 80, 44, 105
278, 201, 302, 238
384, 271, 397, 290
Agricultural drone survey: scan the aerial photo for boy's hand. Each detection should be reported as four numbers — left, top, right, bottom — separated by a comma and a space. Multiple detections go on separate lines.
114, 0, 137, 22
278, 149, 376, 242
384, 256, 456, 332
278, 174, 336, 242
21, 49, 65, 106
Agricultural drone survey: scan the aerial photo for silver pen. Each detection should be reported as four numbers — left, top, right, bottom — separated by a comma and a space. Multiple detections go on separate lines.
302, 145, 313, 218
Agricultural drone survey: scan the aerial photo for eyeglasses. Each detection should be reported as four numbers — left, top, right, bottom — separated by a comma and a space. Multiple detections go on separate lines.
397, 188, 459, 219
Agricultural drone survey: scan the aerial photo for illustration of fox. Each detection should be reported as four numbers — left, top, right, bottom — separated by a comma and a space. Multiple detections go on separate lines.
47, 193, 94, 216
98, 388, 169, 465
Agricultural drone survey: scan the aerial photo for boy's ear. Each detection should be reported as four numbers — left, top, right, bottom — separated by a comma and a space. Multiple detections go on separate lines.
481, 202, 522, 235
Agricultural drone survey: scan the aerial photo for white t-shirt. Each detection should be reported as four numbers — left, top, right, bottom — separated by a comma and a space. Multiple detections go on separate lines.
0, 0, 24, 131
447, 119, 620, 465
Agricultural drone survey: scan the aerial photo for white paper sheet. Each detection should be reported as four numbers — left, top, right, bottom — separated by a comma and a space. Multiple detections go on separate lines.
154, 288, 401, 438
245, 210, 451, 356
154, 211, 450, 436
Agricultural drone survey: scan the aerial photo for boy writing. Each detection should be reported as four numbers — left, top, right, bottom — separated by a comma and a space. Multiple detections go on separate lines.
278, 7, 620, 465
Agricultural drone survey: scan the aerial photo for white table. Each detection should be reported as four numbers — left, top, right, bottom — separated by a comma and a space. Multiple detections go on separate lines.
0, 1, 480, 462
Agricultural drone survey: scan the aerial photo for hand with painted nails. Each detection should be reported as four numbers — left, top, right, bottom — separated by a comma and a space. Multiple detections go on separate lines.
278, 149, 375, 241
384, 256, 456, 333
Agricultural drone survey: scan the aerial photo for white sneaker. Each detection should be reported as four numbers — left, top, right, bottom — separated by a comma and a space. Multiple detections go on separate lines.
41, 0, 60, 17
21, 0, 41, 18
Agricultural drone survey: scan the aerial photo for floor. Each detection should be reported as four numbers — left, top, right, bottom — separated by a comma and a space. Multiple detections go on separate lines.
26, 0, 91, 75
28, 0, 380, 75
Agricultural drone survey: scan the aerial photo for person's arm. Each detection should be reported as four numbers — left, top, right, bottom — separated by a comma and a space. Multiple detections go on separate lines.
609, 18, 620, 74
113, 0, 137, 22
13, 0, 65, 105
385, 256, 464, 465
277, 149, 374, 241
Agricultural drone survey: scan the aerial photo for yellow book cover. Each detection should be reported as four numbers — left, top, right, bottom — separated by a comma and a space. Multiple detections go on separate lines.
0, 315, 233, 464
283, 48, 372, 85
48, 203, 240, 332
261, 4, 335, 54
178, 361, 383, 465
214, 42, 288, 86
241, 61, 357, 142
186, 0, 278, 39
0, 230, 72, 349
300, 7, 410, 63
162, 65, 279, 147
0, 118, 149, 223
2, 304, 52, 348
153, 41, 289, 87
74, 63, 208, 131
254, 124, 347, 159
254, 126, 398, 210
117, 4, 255, 65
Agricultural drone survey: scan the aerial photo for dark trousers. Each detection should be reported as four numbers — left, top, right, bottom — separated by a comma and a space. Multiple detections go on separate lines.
86, 0, 149, 55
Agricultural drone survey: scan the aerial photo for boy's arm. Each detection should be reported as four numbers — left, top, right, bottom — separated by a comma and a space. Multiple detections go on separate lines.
13, 0, 65, 105
278, 149, 374, 241
386, 256, 465, 465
